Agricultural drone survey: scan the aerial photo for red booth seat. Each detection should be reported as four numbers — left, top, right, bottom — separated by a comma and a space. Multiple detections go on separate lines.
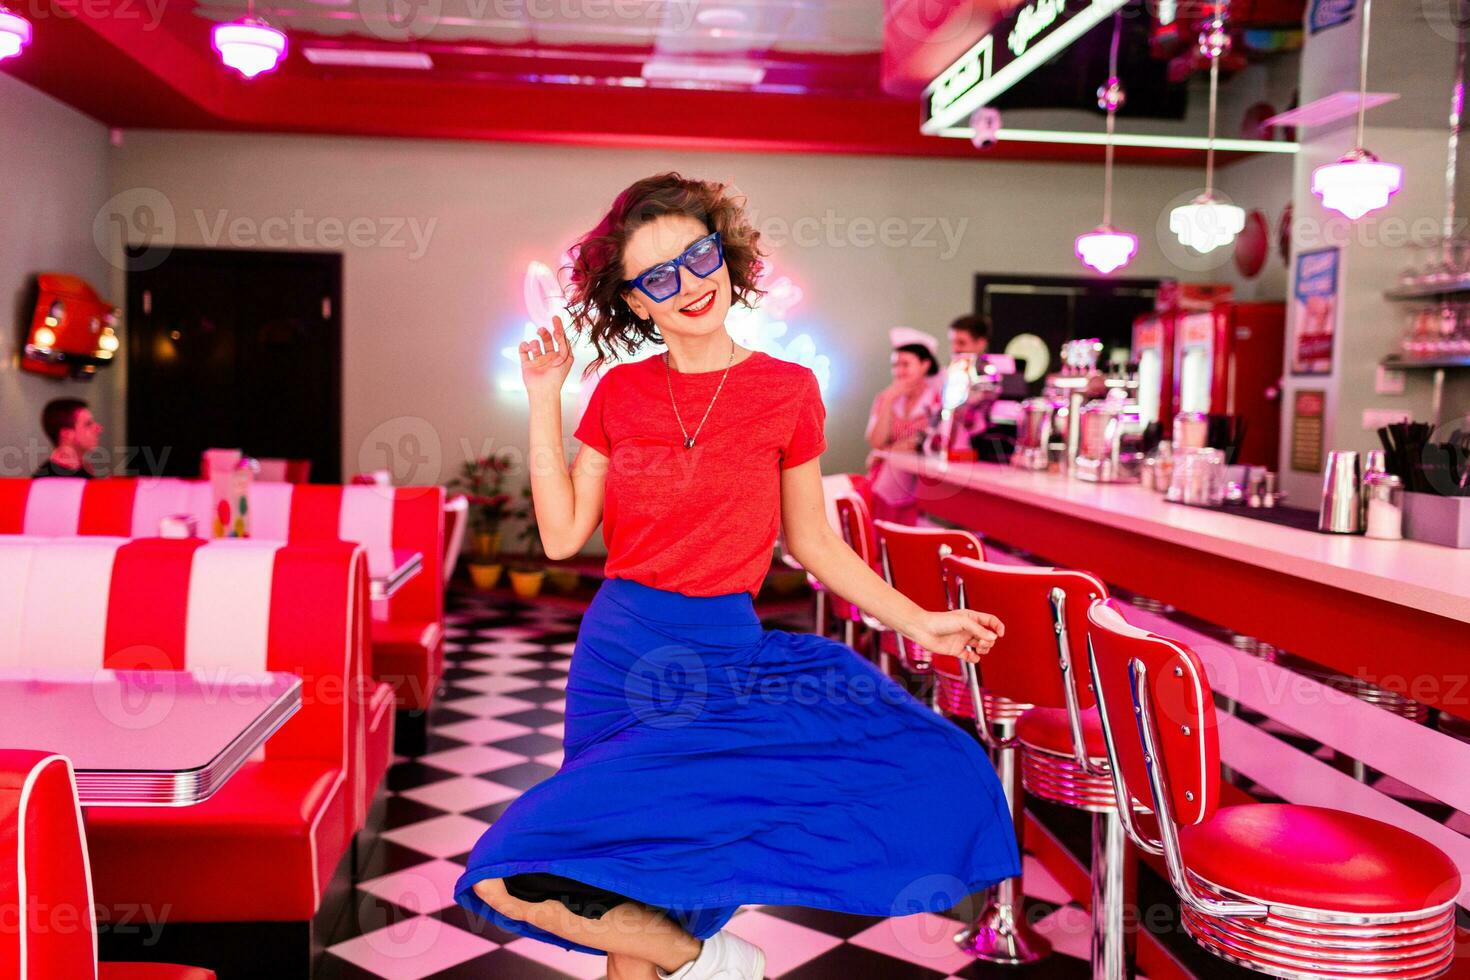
0, 478, 446, 717
0, 537, 371, 924
284, 484, 445, 714
0, 749, 218, 979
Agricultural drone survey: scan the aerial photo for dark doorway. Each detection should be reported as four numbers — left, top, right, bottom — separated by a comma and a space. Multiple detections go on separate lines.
126, 248, 342, 481
975, 274, 1161, 396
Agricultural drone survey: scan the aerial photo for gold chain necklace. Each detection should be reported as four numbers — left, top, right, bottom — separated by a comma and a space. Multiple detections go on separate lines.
664, 340, 735, 449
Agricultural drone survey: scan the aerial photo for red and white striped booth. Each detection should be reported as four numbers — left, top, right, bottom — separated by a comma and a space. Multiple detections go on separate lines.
0, 478, 446, 717
0, 537, 381, 975
0, 749, 217, 980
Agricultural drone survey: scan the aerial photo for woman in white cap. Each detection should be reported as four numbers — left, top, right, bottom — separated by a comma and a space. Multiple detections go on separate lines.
864, 326, 942, 523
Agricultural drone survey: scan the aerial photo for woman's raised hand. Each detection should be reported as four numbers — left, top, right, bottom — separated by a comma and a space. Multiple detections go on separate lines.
910, 608, 1005, 664
520, 316, 575, 399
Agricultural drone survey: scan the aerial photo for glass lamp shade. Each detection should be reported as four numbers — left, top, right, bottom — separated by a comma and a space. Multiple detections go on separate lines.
1075, 226, 1139, 274
0, 9, 32, 60
1311, 150, 1403, 221
212, 19, 288, 79
1169, 196, 1246, 253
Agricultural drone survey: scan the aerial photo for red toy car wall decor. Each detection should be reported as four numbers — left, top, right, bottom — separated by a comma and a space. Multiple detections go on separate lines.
20, 274, 120, 379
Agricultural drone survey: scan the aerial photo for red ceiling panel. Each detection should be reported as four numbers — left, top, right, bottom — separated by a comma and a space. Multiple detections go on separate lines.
0, 1, 1262, 165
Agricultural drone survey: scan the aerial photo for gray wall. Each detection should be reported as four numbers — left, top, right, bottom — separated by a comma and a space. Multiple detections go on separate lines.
0, 75, 114, 476
107, 131, 1222, 483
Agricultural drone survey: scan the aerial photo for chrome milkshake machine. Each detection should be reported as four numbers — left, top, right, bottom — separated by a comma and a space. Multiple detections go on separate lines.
1010, 339, 1145, 481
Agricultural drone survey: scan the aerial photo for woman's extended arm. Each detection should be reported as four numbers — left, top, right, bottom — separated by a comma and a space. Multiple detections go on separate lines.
779, 458, 1003, 661
522, 317, 608, 561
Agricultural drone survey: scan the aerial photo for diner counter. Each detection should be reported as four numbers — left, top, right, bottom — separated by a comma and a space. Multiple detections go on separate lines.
883, 450, 1470, 718
880, 452, 1470, 624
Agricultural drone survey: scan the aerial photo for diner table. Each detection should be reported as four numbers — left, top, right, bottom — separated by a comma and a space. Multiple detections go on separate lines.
0, 668, 301, 806
369, 548, 423, 600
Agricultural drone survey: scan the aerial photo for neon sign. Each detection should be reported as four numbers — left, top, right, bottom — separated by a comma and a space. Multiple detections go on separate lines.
1008, 0, 1065, 56
922, 0, 1129, 134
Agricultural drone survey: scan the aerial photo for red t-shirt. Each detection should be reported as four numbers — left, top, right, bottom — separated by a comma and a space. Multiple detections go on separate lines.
574, 350, 827, 597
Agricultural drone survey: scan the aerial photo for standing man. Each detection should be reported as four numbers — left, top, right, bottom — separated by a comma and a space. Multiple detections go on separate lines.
948, 313, 990, 357
927, 314, 999, 457
33, 398, 101, 478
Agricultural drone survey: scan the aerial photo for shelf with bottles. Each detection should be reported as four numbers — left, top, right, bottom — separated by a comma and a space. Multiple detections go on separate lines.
1387, 239, 1470, 300
1381, 354, 1470, 370
1385, 278, 1470, 301
1394, 299, 1470, 363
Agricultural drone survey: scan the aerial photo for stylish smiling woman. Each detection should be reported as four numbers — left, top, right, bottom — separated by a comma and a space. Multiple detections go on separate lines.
455, 173, 1020, 980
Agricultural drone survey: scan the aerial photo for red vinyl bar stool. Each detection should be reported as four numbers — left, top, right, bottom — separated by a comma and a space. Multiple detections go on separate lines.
872, 520, 983, 717
0, 750, 217, 980
779, 475, 872, 640
833, 492, 882, 653
1086, 600, 1461, 980
943, 558, 1132, 977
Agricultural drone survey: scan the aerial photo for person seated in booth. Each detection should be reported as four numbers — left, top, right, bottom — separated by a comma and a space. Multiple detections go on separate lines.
33, 397, 101, 478
864, 327, 941, 524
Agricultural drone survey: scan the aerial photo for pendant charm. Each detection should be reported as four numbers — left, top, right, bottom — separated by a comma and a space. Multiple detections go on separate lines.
684, 437, 695, 449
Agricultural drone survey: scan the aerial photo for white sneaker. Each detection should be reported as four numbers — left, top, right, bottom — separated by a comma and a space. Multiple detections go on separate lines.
656, 930, 766, 980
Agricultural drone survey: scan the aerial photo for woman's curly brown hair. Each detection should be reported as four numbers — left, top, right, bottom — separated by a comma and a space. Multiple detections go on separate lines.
566, 173, 765, 376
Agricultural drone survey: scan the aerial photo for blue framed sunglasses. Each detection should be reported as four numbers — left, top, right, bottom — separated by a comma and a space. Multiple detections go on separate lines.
624, 232, 725, 303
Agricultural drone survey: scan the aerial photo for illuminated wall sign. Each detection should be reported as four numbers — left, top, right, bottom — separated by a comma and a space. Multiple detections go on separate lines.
921, 0, 1129, 135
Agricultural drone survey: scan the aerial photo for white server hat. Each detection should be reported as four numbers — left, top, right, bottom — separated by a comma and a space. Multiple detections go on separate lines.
888, 326, 939, 356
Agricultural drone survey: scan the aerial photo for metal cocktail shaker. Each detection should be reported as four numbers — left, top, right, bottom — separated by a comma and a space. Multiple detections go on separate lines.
1318, 450, 1363, 533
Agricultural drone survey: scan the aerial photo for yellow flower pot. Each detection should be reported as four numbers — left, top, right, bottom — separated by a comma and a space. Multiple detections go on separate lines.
508, 568, 546, 600
545, 567, 581, 594
468, 562, 503, 591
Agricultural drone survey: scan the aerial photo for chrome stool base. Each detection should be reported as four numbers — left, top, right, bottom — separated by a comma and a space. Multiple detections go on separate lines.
954, 898, 1053, 965
954, 717, 1053, 965
1018, 744, 1133, 980
1089, 810, 1132, 980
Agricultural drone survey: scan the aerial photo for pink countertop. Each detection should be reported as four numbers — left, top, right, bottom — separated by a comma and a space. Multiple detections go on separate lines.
880, 452, 1470, 624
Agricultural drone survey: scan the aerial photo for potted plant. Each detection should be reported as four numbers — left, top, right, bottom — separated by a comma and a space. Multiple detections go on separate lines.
507, 480, 547, 600
545, 560, 581, 595
450, 451, 516, 590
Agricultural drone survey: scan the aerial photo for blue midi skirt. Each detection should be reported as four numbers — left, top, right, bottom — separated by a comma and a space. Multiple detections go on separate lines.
453, 577, 1021, 954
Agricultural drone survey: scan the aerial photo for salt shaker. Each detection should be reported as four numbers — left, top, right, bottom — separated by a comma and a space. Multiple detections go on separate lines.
1363, 472, 1404, 540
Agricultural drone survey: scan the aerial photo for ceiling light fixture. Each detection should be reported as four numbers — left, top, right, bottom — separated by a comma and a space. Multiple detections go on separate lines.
1076, 10, 1138, 275
0, 5, 32, 61
303, 47, 432, 69
1310, 0, 1401, 219
641, 59, 765, 86
1169, 3, 1246, 253
213, 0, 287, 80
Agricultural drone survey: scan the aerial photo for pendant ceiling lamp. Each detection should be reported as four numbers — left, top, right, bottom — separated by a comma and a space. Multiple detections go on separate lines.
212, 0, 287, 79
1169, 5, 1246, 253
1311, 0, 1401, 219
1076, 11, 1139, 275
0, 4, 32, 62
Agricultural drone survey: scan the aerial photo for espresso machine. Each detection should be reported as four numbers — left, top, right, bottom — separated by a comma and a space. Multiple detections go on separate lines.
1011, 338, 1145, 480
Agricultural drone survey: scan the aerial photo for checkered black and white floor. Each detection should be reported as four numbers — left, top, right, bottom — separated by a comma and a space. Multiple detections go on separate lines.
317, 588, 1104, 980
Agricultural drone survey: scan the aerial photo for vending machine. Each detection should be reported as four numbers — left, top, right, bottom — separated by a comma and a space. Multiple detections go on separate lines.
1131, 311, 1175, 429
1131, 282, 1233, 429
1172, 301, 1286, 466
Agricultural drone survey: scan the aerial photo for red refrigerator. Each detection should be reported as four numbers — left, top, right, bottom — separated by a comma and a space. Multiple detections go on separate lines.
1172, 301, 1286, 467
